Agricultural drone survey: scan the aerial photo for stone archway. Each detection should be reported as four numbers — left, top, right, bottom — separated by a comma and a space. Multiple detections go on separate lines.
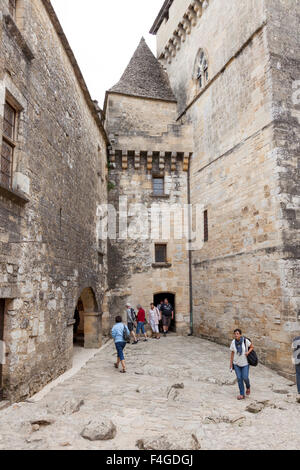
73, 287, 102, 349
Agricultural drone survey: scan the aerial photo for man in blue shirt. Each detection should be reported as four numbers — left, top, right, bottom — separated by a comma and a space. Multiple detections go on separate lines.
111, 316, 130, 373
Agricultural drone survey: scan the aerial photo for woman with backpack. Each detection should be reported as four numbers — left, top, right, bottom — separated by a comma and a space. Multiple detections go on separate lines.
230, 329, 254, 400
111, 316, 130, 373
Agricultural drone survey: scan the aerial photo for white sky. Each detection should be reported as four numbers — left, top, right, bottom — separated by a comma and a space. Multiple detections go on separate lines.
51, 0, 163, 107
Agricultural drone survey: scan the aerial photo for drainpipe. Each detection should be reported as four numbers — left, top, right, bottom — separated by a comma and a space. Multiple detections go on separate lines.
187, 156, 193, 336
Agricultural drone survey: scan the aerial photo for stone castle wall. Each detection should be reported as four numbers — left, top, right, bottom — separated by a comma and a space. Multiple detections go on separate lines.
156, 0, 300, 377
0, 0, 107, 401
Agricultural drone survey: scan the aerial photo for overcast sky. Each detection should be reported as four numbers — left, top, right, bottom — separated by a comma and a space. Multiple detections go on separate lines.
51, 0, 163, 107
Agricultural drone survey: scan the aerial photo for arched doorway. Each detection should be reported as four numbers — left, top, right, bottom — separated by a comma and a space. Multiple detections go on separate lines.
72, 287, 102, 349
153, 292, 176, 332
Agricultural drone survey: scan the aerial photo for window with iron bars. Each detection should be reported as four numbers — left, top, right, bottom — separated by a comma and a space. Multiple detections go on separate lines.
1, 101, 17, 188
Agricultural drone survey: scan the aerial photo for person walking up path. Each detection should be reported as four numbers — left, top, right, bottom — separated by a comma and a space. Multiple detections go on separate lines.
136, 305, 148, 342
160, 299, 174, 337
148, 303, 160, 339
126, 303, 138, 344
111, 316, 130, 373
230, 329, 254, 400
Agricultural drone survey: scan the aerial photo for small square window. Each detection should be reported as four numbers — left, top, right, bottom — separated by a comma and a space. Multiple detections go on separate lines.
153, 177, 164, 196
155, 244, 167, 263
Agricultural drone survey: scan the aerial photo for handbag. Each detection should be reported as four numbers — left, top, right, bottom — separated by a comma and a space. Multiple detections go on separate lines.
123, 324, 130, 342
244, 338, 258, 367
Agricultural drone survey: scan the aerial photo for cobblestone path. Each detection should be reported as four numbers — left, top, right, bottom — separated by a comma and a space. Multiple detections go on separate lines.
0, 335, 299, 450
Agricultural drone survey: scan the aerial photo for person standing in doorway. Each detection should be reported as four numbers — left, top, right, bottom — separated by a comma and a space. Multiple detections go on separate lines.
148, 303, 161, 339
160, 298, 174, 337
111, 316, 130, 373
292, 335, 300, 403
136, 305, 148, 342
157, 300, 164, 333
230, 329, 254, 400
126, 303, 138, 344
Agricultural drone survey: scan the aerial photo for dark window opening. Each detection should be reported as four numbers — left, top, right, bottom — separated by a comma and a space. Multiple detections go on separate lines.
155, 244, 167, 263
153, 177, 164, 196
1, 101, 17, 188
204, 210, 208, 242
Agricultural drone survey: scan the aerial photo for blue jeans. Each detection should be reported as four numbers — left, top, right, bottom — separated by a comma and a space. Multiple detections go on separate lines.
115, 341, 126, 361
296, 364, 300, 394
234, 364, 250, 396
136, 322, 145, 335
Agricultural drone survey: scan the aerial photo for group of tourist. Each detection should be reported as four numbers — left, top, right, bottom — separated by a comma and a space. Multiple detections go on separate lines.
111, 310, 300, 403
111, 299, 174, 373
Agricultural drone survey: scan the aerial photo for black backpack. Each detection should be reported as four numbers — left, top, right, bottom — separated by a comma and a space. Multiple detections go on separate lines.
244, 338, 258, 367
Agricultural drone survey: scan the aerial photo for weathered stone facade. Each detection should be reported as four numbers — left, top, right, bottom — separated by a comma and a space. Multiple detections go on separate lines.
0, 0, 298, 403
150, 0, 300, 378
104, 39, 193, 334
0, 0, 107, 401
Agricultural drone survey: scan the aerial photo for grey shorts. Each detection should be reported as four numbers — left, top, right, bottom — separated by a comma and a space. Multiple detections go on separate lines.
162, 315, 172, 328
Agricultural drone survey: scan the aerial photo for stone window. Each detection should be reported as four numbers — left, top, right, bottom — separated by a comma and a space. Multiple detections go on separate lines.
8, 0, 16, 19
155, 244, 167, 263
153, 176, 164, 196
204, 210, 208, 242
195, 49, 208, 89
1, 101, 17, 188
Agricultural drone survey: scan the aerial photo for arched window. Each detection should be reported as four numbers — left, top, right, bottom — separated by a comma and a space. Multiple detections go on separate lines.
194, 49, 209, 89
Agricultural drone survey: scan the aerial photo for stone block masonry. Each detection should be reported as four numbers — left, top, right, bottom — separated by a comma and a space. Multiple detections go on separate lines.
0, 0, 108, 401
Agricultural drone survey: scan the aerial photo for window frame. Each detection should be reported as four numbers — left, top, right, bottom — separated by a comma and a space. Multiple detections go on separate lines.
1, 100, 18, 189
152, 175, 165, 197
155, 243, 167, 264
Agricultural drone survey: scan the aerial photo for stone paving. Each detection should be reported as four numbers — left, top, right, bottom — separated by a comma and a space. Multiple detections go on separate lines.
0, 334, 299, 450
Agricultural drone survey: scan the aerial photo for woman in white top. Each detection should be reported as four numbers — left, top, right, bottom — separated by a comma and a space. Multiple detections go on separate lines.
230, 328, 254, 400
148, 303, 161, 339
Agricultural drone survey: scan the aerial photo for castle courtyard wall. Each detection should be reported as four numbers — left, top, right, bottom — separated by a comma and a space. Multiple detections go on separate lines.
0, 0, 107, 401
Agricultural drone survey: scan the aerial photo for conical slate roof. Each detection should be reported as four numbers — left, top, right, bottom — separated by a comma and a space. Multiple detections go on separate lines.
109, 38, 176, 102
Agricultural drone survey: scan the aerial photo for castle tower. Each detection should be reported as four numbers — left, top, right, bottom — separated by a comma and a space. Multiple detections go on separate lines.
104, 38, 193, 334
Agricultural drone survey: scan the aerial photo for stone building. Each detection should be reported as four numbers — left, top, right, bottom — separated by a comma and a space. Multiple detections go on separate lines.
105, 0, 299, 379
0, 0, 299, 403
0, 0, 108, 401
147, 0, 299, 378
